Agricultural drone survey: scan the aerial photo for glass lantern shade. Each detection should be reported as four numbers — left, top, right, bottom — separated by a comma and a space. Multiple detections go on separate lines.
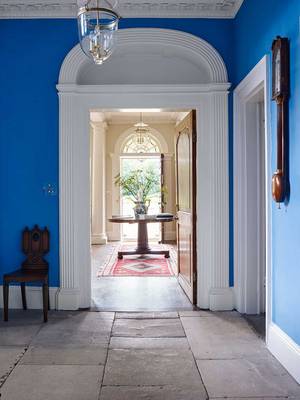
78, 1, 119, 65
134, 121, 150, 145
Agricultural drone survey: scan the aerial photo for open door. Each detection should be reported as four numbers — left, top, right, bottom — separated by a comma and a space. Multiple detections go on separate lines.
176, 110, 197, 304
160, 153, 165, 244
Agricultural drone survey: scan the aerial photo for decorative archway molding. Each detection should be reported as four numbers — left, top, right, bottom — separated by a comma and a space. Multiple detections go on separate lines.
59, 28, 228, 86
56, 28, 232, 311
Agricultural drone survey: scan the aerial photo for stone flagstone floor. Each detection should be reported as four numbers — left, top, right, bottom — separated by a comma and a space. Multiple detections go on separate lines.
0, 309, 299, 399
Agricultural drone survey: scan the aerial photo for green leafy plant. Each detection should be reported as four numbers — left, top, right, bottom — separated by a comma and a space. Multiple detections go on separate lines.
115, 167, 166, 204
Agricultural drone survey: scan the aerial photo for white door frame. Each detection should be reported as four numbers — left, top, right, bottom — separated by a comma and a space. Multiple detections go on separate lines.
233, 56, 272, 338
56, 28, 232, 311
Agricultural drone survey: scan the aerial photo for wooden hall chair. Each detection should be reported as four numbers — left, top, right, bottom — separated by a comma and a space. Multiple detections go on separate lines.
3, 225, 50, 323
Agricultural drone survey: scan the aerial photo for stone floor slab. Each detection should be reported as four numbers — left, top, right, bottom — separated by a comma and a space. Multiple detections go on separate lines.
110, 337, 190, 350
0, 309, 46, 324
20, 345, 108, 365
103, 348, 205, 391
179, 310, 213, 317
49, 310, 115, 320
116, 312, 178, 319
92, 276, 193, 311
0, 346, 26, 385
112, 318, 185, 337
46, 311, 114, 332
180, 310, 241, 318
31, 312, 114, 347
31, 326, 110, 346
181, 315, 266, 359
0, 364, 103, 400
197, 357, 300, 398
100, 385, 207, 400
0, 322, 41, 346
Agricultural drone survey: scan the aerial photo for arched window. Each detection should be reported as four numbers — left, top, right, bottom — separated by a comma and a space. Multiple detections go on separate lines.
122, 134, 160, 154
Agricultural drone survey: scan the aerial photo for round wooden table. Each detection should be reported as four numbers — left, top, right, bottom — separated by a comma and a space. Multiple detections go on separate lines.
109, 216, 174, 259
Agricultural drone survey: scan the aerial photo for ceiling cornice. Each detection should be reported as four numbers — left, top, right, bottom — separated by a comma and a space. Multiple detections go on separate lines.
0, 1, 244, 19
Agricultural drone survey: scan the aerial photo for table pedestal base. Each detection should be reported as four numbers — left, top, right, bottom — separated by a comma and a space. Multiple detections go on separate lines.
118, 221, 170, 259
118, 249, 170, 259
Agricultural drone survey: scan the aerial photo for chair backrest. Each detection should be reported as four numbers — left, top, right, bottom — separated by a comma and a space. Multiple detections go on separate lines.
21, 225, 49, 270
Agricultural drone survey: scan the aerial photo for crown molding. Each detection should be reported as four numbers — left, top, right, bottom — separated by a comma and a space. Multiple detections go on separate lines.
0, 1, 244, 19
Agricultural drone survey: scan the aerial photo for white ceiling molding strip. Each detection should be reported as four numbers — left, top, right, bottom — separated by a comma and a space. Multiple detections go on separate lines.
0, 0, 244, 19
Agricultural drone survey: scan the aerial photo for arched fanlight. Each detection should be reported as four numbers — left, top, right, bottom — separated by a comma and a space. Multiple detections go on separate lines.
77, 0, 120, 65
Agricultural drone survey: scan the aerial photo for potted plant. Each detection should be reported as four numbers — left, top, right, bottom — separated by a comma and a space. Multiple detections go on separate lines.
115, 167, 166, 217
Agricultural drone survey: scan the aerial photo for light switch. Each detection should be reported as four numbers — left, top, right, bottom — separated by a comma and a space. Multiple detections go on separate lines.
43, 183, 57, 196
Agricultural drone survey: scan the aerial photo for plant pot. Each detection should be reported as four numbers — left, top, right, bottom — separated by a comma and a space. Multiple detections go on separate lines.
133, 201, 149, 218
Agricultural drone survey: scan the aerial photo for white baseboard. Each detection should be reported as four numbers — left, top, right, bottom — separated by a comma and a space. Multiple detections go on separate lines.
91, 233, 108, 245
209, 287, 234, 311
0, 285, 58, 310
56, 288, 81, 310
106, 232, 121, 241
268, 322, 300, 384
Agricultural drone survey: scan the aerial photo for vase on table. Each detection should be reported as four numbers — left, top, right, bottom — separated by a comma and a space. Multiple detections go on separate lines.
133, 200, 150, 218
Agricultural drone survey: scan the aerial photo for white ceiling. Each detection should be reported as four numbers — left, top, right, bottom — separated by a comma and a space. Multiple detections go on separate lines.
0, 0, 244, 19
90, 110, 189, 125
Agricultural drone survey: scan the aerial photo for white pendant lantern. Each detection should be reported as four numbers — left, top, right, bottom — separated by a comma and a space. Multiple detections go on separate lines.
134, 113, 150, 145
77, 0, 120, 65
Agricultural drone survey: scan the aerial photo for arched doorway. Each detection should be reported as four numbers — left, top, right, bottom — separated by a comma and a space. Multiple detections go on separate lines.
56, 28, 231, 311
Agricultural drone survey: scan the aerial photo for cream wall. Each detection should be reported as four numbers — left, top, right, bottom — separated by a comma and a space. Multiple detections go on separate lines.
105, 123, 177, 241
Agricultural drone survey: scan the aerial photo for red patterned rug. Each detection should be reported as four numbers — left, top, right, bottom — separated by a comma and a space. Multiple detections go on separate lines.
97, 244, 176, 277
98, 245, 174, 276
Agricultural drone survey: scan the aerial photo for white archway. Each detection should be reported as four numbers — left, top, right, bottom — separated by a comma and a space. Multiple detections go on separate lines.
59, 28, 228, 85
56, 28, 232, 310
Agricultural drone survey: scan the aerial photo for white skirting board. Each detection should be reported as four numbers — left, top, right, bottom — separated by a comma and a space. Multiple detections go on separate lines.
268, 322, 300, 384
209, 287, 234, 311
91, 234, 108, 245
0, 285, 58, 310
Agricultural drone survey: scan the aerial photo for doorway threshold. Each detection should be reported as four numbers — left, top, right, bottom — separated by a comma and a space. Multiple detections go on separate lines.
91, 276, 195, 312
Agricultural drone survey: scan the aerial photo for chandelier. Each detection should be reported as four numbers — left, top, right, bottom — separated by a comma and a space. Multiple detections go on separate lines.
77, 0, 120, 65
134, 113, 150, 145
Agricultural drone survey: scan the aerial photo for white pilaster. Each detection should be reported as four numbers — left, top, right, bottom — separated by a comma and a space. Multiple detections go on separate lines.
197, 92, 233, 310
209, 92, 232, 310
91, 121, 108, 245
57, 94, 80, 310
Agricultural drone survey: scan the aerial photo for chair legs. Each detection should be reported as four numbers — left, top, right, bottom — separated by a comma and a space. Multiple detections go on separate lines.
21, 283, 27, 310
3, 282, 49, 323
42, 284, 49, 323
3, 283, 9, 322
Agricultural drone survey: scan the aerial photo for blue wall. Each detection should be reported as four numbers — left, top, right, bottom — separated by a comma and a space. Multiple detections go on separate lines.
0, 20, 78, 287
234, 0, 300, 344
0, 18, 234, 288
